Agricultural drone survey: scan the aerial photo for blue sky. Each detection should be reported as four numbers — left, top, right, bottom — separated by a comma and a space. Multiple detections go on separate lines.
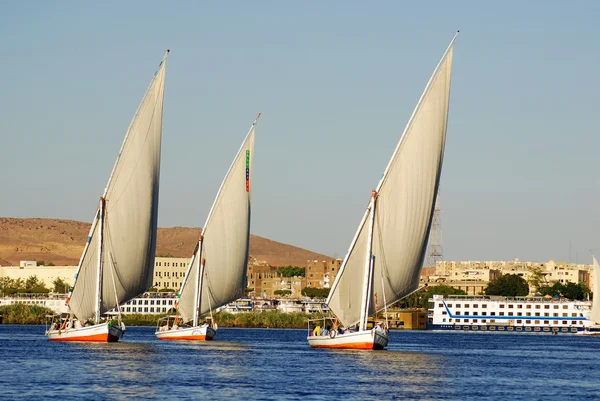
1, 1, 599, 263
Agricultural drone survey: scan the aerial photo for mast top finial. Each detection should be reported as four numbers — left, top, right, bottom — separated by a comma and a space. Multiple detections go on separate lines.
167, 49, 170, 53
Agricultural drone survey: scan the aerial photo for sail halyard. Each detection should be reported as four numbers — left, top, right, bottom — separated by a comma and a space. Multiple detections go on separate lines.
68, 51, 169, 322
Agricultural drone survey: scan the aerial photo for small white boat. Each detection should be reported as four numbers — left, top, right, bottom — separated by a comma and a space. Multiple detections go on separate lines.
46, 51, 169, 342
308, 32, 458, 350
46, 318, 124, 342
155, 114, 259, 341
155, 315, 216, 341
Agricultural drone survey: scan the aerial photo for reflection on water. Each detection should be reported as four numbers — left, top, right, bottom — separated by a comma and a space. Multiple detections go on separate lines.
2, 326, 600, 400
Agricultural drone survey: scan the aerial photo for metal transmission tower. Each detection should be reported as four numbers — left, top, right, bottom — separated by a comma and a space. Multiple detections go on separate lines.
427, 197, 444, 269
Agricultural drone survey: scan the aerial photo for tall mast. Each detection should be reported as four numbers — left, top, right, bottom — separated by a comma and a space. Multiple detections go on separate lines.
359, 190, 377, 330
95, 197, 106, 324
192, 235, 204, 327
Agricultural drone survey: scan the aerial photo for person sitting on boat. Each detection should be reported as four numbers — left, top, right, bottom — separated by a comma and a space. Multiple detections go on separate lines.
374, 322, 385, 333
312, 325, 321, 336
172, 322, 179, 330
74, 320, 82, 329
321, 326, 329, 336
337, 326, 345, 335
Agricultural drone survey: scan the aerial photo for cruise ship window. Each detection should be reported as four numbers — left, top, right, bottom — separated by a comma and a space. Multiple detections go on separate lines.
517, 304, 522, 309
517, 312, 522, 316
554, 305, 559, 309
482, 312, 487, 316
553, 313, 558, 317
499, 304, 505, 308
526, 312, 531, 316
508, 312, 513, 316
535, 305, 541, 309
544, 313, 549, 317
491, 312, 496, 316
447, 304, 453, 308
526, 305, 531, 309
526, 320, 531, 324
499, 312, 505, 316
508, 304, 513, 308
562, 321, 567, 325
455, 304, 461, 308
442, 311, 447, 315
554, 320, 558, 325
482, 319, 486, 323
472, 319, 478, 323
438, 304, 443, 307
535, 312, 540, 316
572, 313, 577, 317
562, 313, 568, 317
473, 304, 478, 308
517, 320, 522, 324
563, 305, 568, 309
544, 305, 550, 309
482, 304, 487, 308
535, 320, 540, 324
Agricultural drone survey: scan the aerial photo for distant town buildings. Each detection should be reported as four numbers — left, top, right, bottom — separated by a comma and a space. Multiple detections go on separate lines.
4, 256, 590, 301
420, 259, 594, 295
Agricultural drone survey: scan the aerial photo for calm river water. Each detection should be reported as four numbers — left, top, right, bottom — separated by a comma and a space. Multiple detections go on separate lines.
1, 325, 599, 400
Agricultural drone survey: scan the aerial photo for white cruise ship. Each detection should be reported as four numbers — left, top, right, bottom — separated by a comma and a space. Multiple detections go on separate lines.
428, 294, 595, 334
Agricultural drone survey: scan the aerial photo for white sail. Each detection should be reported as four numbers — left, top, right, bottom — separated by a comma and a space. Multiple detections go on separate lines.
326, 209, 375, 326
328, 34, 456, 328
177, 118, 256, 323
591, 256, 600, 324
68, 53, 168, 321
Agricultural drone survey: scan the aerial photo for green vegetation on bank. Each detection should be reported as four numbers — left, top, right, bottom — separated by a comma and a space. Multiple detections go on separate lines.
485, 274, 530, 297
0, 304, 54, 324
122, 311, 323, 328
301, 287, 330, 298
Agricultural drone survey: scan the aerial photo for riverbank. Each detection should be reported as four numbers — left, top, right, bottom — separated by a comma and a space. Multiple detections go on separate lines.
0, 306, 325, 329
0, 304, 54, 324
122, 311, 324, 328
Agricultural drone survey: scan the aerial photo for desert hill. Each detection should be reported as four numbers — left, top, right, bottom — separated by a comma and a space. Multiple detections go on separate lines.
0, 218, 332, 267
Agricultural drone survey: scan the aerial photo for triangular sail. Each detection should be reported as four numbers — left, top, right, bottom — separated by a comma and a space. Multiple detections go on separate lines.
591, 256, 600, 324
177, 118, 256, 323
68, 53, 168, 321
328, 34, 456, 328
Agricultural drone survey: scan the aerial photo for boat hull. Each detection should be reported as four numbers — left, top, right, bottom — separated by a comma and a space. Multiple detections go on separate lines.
307, 329, 388, 350
428, 323, 599, 334
46, 322, 123, 342
155, 325, 217, 341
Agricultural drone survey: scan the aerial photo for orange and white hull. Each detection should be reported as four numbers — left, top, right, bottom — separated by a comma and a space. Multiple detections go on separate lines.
307, 329, 388, 350
155, 325, 217, 341
46, 322, 123, 342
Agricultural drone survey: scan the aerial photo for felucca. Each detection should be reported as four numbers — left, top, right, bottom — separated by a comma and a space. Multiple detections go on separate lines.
155, 114, 258, 341
46, 51, 169, 342
308, 33, 458, 350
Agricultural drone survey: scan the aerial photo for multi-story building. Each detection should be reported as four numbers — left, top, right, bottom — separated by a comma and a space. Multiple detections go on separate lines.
421, 259, 594, 295
306, 259, 342, 288
151, 257, 189, 291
